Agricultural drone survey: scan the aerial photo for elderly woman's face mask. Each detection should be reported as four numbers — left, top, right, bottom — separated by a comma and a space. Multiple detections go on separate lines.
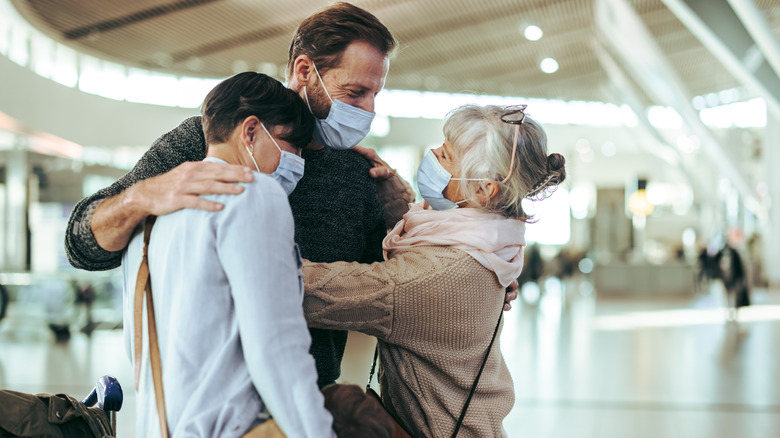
416, 149, 487, 210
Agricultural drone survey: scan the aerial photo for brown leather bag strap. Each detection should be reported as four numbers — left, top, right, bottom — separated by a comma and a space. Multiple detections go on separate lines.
133, 216, 169, 438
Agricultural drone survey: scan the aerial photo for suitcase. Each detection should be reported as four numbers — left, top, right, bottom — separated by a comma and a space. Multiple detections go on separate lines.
0, 375, 123, 437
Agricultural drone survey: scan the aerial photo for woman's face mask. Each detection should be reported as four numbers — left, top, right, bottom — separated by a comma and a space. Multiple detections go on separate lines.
245, 123, 305, 196
416, 149, 487, 210
302, 62, 375, 150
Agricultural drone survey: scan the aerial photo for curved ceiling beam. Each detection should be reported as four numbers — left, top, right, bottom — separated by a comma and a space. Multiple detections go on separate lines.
727, 0, 780, 82
595, 0, 766, 222
63, 0, 220, 39
661, 0, 780, 121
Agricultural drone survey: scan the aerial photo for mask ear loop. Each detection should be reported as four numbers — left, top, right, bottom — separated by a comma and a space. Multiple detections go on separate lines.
302, 86, 313, 113
245, 122, 282, 173
244, 142, 260, 172
311, 62, 334, 103
259, 122, 282, 153
501, 125, 520, 184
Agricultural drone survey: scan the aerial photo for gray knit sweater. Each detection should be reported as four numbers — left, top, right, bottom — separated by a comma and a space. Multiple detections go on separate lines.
64, 115, 400, 385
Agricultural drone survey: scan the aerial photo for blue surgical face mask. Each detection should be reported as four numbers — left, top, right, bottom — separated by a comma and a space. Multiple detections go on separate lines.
416, 149, 487, 210
245, 123, 305, 196
302, 63, 375, 150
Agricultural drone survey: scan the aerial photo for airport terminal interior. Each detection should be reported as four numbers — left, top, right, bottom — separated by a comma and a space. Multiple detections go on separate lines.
1, 0, 780, 436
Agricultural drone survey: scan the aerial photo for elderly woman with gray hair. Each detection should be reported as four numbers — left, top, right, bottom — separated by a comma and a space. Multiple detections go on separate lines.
302, 104, 566, 437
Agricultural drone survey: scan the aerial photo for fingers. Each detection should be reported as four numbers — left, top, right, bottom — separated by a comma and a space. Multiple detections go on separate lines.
507, 279, 519, 292
369, 166, 396, 180
182, 196, 225, 212
140, 161, 255, 216
177, 161, 254, 184
503, 289, 519, 312
187, 181, 246, 196
352, 145, 376, 159
354, 146, 397, 181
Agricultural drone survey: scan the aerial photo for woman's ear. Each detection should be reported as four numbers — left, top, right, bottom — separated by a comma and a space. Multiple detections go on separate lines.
239, 116, 261, 147
475, 181, 500, 204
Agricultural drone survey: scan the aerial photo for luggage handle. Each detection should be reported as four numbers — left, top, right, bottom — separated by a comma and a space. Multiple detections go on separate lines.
81, 375, 124, 412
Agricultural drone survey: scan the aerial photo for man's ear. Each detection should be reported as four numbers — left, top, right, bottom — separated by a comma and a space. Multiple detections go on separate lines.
291, 55, 315, 88
475, 181, 500, 204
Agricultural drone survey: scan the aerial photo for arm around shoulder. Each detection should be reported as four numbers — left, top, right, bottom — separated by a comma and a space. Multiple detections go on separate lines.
302, 258, 399, 340
64, 117, 254, 270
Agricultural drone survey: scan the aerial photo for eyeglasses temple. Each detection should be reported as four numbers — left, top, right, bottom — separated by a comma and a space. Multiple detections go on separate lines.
501, 124, 519, 184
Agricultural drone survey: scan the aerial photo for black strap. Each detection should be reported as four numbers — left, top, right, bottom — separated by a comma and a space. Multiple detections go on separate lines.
366, 345, 380, 391
451, 307, 503, 438
366, 306, 504, 438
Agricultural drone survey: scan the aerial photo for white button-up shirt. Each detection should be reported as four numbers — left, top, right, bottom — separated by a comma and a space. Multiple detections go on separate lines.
122, 157, 335, 438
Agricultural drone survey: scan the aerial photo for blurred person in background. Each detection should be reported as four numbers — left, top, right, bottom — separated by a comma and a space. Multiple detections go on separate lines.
697, 234, 751, 321
301, 104, 566, 437
518, 243, 544, 288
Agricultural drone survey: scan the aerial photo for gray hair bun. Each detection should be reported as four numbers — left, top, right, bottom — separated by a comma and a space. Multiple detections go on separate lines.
526, 153, 566, 200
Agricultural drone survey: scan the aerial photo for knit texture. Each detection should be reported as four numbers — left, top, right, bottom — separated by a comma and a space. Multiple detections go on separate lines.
65, 116, 207, 271
375, 171, 416, 227
289, 145, 386, 386
65, 115, 388, 385
303, 246, 514, 438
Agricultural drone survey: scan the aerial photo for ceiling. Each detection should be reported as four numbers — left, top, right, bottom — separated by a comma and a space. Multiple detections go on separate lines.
9, 0, 780, 104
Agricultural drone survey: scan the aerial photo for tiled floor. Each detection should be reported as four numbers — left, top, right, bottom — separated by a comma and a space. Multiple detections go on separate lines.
1, 279, 779, 437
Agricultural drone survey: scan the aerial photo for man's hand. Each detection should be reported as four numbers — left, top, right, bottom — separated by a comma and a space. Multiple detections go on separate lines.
353, 145, 396, 180
131, 161, 254, 216
91, 161, 253, 252
504, 280, 519, 311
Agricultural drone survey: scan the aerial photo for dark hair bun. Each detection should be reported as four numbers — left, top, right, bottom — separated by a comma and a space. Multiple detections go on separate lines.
547, 153, 566, 184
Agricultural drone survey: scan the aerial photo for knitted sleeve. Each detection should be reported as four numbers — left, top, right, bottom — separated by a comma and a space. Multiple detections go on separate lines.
302, 257, 397, 340
302, 247, 491, 343
376, 173, 416, 228
64, 116, 207, 271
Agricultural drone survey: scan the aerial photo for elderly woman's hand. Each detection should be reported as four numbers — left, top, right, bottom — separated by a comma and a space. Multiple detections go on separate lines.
353, 145, 397, 180
504, 280, 519, 311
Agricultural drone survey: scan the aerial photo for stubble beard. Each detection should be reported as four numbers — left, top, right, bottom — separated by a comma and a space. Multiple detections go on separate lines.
307, 81, 332, 120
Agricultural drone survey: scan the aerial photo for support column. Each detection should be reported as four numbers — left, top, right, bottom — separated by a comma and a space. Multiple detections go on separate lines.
764, 113, 780, 286
4, 142, 28, 271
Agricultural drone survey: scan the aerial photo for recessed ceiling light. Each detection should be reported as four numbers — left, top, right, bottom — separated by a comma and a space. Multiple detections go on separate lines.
540, 57, 559, 74
524, 25, 543, 41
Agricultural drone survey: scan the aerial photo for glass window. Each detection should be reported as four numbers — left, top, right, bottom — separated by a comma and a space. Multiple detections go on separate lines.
30, 33, 54, 79
9, 25, 29, 67
51, 44, 78, 88
523, 189, 571, 245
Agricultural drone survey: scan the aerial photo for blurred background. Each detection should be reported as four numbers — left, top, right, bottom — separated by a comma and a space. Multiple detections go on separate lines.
1, 0, 779, 436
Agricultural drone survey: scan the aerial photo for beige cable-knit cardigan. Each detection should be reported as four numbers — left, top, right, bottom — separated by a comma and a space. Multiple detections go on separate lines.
303, 246, 513, 438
